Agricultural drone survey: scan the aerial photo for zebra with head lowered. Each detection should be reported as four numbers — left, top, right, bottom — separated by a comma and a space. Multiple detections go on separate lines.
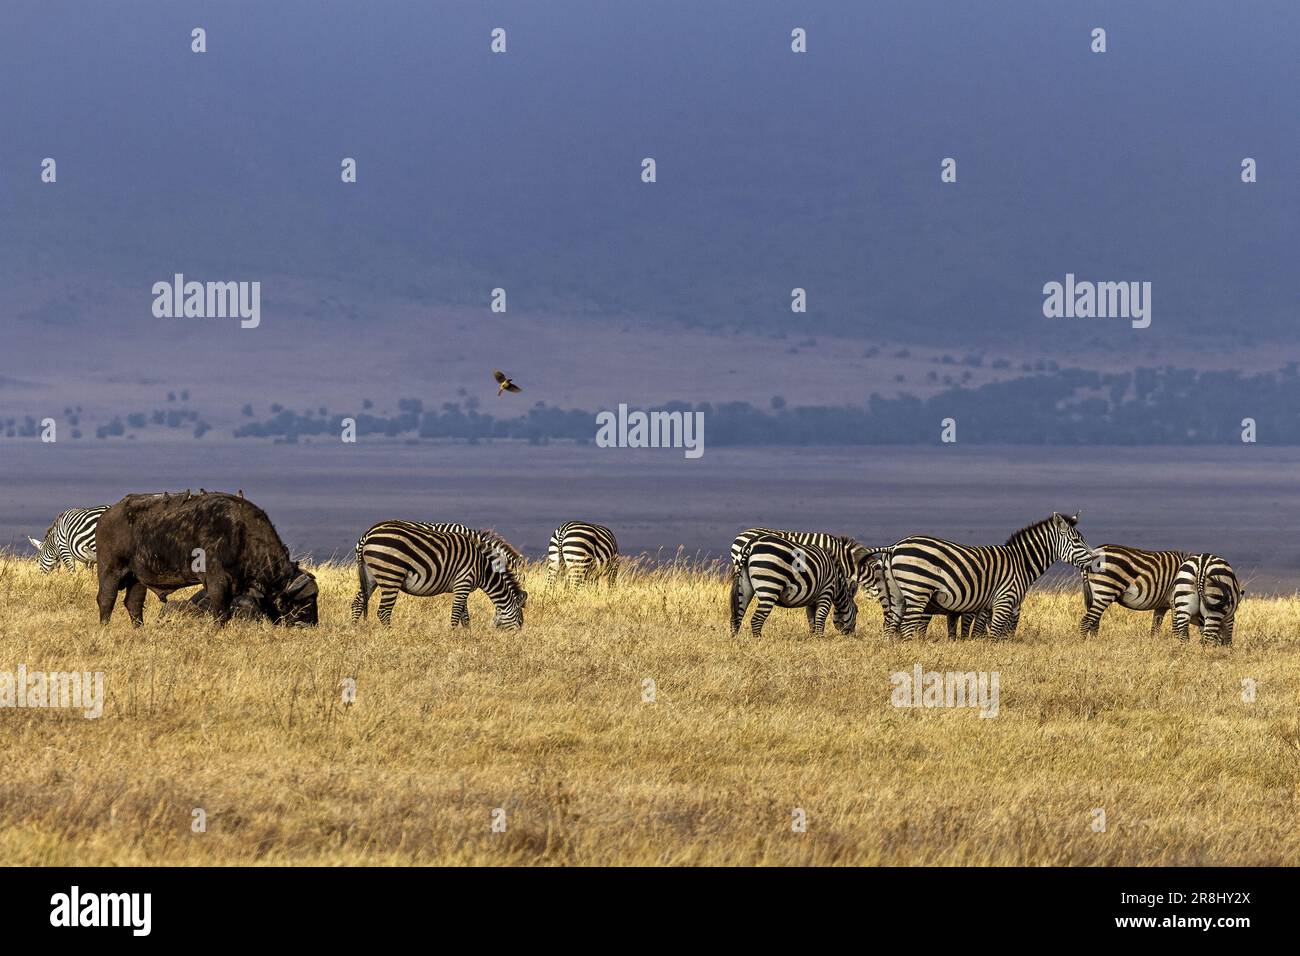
547, 521, 619, 586
731, 527, 875, 597
29, 506, 109, 572
401, 522, 526, 578
1172, 553, 1244, 646
872, 512, 1093, 639
730, 533, 857, 637
1080, 544, 1188, 636
351, 521, 527, 629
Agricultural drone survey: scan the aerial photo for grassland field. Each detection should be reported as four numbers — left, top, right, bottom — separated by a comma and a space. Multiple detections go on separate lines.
1, 556, 1298, 866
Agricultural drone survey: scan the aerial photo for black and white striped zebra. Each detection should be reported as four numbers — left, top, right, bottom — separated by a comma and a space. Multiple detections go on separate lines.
865, 549, 989, 638
730, 527, 875, 596
730, 533, 858, 637
398, 521, 526, 578
1172, 553, 1243, 646
350, 521, 527, 628
547, 521, 619, 586
1080, 544, 1188, 636
872, 512, 1092, 639
28, 506, 109, 572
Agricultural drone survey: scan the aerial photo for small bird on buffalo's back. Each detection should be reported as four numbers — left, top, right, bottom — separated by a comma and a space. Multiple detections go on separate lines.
494, 369, 522, 397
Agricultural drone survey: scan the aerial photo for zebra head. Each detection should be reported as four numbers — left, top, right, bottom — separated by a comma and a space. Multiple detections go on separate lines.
489, 565, 528, 630
849, 545, 890, 602
831, 572, 858, 635
1051, 511, 1094, 569
28, 532, 58, 573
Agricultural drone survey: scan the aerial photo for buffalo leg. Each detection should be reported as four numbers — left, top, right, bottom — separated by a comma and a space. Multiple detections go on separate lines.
204, 573, 234, 625
123, 578, 148, 626
97, 567, 128, 624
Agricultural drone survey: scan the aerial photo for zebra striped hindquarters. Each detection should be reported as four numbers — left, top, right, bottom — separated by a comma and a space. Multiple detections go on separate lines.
864, 549, 993, 639
1080, 544, 1188, 636
547, 521, 619, 586
350, 521, 527, 629
1172, 553, 1243, 646
730, 527, 876, 598
882, 512, 1092, 640
28, 506, 109, 572
730, 534, 858, 637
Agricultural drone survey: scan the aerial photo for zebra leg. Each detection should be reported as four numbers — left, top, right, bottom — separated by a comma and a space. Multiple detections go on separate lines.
1172, 609, 1191, 641
350, 587, 370, 622
749, 592, 776, 637
569, 561, 591, 588
1220, 613, 1235, 646
1198, 612, 1217, 646
1079, 589, 1115, 637
123, 578, 148, 627
987, 599, 1020, 639
607, 557, 619, 587
810, 597, 832, 636
898, 603, 930, 640
450, 586, 472, 628
62, 551, 77, 572
945, 614, 959, 640
351, 563, 375, 622
376, 588, 399, 626
730, 573, 754, 635
1150, 608, 1168, 635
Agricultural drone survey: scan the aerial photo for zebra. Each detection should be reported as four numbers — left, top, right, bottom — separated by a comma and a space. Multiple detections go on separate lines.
1080, 544, 1188, 636
730, 527, 876, 596
399, 521, 526, 578
730, 533, 858, 637
1172, 553, 1243, 646
864, 549, 991, 639
547, 521, 619, 586
871, 512, 1093, 639
28, 506, 109, 572
350, 521, 527, 629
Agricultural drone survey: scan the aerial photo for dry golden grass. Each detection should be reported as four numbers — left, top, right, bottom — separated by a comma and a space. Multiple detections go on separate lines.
0, 554, 1297, 866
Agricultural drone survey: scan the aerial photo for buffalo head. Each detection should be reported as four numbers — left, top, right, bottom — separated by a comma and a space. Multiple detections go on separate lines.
272, 568, 319, 625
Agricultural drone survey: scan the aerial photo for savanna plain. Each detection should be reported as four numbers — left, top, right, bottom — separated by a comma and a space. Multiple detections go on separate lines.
1, 557, 1297, 866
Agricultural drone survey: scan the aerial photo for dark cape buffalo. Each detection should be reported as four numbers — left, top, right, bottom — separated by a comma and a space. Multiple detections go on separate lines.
95, 491, 318, 625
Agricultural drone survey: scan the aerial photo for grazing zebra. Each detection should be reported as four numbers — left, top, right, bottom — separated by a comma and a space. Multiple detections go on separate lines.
1080, 544, 1188, 636
730, 534, 858, 637
350, 521, 527, 629
873, 512, 1093, 639
1172, 553, 1243, 646
28, 506, 109, 572
547, 521, 619, 586
404, 521, 526, 577
730, 527, 875, 595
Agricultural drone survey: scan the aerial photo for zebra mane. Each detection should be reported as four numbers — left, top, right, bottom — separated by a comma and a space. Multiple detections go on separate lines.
1004, 515, 1060, 546
477, 528, 524, 563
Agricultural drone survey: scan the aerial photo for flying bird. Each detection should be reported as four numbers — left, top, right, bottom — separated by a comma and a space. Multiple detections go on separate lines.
493, 369, 522, 397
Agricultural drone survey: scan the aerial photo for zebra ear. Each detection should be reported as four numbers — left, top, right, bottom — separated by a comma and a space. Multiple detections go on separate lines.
27, 537, 42, 549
